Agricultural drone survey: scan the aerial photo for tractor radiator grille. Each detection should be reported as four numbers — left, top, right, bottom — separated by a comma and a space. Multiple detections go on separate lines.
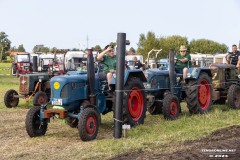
19, 76, 29, 94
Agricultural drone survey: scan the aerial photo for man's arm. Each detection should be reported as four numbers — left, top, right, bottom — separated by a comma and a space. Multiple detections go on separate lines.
236, 56, 240, 67
96, 46, 112, 61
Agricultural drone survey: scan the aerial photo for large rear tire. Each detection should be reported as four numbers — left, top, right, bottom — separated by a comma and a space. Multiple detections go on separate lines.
185, 72, 212, 114
227, 84, 240, 109
4, 89, 19, 108
33, 91, 48, 106
78, 107, 99, 141
25, 106, 48, 137
122, 77, 147, 126
162, 94, 180, 120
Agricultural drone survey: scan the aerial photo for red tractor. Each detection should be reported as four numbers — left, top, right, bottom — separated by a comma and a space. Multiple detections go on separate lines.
12, 53, 32, 77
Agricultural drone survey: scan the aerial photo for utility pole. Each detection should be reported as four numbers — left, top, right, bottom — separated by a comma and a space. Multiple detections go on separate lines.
86, 35, 89, 49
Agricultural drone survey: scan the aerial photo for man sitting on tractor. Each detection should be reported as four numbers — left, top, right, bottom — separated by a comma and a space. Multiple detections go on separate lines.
97, 45, 116, 89
227, 44, 240, 67
175, 45, 192, 80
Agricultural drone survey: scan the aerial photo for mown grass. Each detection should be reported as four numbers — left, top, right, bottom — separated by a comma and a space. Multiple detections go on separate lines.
0, 75, 239, 160
0, 62, 11, 75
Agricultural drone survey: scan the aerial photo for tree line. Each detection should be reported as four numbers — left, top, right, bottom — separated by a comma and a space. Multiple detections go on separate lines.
137, 31, 229, 60
0, 31, 233, 62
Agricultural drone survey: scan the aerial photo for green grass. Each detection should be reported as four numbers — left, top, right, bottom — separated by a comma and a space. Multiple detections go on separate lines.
0, 62, 11, 75
0, 75, 239, 159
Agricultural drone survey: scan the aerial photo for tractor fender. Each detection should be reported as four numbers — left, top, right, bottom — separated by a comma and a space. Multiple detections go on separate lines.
185, 67, 212, 80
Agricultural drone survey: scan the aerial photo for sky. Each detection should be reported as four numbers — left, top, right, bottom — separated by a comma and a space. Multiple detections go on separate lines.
0, 0, 240, 52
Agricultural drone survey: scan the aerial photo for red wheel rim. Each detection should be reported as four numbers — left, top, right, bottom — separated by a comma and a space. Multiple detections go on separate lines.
37, 95, 46, 104
198, 79, 211, 110
86, 114, 97, 136
170, 101, 178, 116
128, 87, 144, 121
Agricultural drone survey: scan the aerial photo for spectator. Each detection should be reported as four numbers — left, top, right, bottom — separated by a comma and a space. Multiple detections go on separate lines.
227, 44, 240, 67
175, 45, 191, 80
132, 56, 143, 70
96, 45, 116, 89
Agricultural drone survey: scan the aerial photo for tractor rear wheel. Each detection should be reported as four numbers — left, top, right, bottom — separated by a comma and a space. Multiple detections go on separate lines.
4, 89, 19, 108
162, 93, 180, 120
78, 107, 100, 141
185, 72, 212, 114
227, 84, 240, 109
33, 91, 48, 106
122, 77, 147, 126
25, 106, 48, 137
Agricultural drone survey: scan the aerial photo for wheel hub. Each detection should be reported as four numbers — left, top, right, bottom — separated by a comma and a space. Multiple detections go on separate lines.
198, 84, 207, 105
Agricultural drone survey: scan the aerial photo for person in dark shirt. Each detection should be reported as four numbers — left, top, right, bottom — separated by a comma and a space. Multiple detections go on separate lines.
132, 56, 143, 70
227, 44, 240, 67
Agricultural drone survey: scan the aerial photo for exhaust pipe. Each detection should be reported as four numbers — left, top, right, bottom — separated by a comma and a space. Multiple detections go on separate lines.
169, 49, 176, 93
87, 49, 95, 105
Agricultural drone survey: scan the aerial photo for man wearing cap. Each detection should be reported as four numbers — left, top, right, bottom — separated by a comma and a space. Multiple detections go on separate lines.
175, 45, 192, 80
97, 45, 116, 89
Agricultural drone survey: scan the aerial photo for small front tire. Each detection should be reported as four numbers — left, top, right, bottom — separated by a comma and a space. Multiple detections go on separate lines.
25, 106, 48, 137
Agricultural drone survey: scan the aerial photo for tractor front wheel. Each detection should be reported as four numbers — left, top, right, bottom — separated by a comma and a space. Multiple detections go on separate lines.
33, 91, 48, 106
162, 93, 180, 120
185, 72, 212, 114
227, 84, 240, 109
4, 89, 19, 108
25, 106, 48, 137
122, 77, 147, 126
78, 107, 100, 141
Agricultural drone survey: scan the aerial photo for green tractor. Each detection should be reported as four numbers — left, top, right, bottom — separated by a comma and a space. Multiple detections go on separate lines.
210, 63, 240, 109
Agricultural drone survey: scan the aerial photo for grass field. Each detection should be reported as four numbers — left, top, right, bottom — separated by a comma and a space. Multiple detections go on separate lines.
0, 74, 239, 160
0, 62, 11, 75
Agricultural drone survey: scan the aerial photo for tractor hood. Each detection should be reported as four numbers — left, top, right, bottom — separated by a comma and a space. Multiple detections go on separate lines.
144, 69, 169, 79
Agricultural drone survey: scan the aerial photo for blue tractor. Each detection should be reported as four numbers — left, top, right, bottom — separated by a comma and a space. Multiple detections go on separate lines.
143, 50, 212, 120
25, 49, 147, 141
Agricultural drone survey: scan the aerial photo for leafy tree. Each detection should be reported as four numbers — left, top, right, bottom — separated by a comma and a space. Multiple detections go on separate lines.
33, 45, 44, 53
93, 45, 102, 52
71, 48, 80, 51
137, 31, 160, 60
189, 39, 228, 54
51, 47, 58, 53
0, 32, 11, 62
129, 47, 136, 53
17, 44, 25, 52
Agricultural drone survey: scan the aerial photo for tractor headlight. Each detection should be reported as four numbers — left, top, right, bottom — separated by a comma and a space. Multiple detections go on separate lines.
187, 73, 192, 78
53, 81, 60, 90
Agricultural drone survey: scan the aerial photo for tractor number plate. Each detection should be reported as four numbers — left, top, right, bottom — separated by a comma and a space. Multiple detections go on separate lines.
52, 98, 62, 105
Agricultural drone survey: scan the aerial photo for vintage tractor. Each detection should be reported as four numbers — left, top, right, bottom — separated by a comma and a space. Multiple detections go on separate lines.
11, 53, 32, 77
25, 49, 147, 141
143, 50, 213, 119
4, 54, 59, 108
4, 73, 52, 108
210, 63, 240, 109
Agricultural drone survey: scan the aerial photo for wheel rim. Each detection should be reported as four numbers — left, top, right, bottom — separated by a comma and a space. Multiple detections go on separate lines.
9, 92, 18, 106
170, 101, 178, 116
86, 114, 97, 136
37, 95, 47, 104
198, 79, 211, 110
128, 87, 144, 121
